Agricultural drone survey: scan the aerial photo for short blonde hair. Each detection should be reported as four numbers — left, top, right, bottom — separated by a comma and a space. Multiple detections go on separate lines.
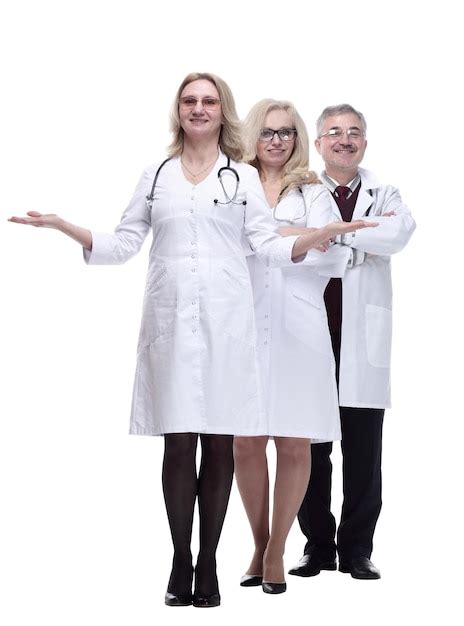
244, 99, 319, 196
167, 72, 244, 161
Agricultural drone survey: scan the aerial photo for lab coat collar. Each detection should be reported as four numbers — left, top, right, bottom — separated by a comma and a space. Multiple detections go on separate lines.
358, 167, 381, 191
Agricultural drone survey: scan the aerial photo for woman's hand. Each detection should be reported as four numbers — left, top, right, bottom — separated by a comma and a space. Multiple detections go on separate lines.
291, 220, 378, 260
8, 211, 93, 250
8, 211, 62, 229
279, 226, 330, 252
326, 219, 379, 237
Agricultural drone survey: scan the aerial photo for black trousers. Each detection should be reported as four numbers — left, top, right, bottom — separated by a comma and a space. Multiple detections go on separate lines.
297, 322, 384, 561
297, 407, 384, 560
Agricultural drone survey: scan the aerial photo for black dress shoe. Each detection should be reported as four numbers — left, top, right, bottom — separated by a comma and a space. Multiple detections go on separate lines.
192, 593, 221, 607
288, 552, 337, 577
240, 574, 263, 587
164, 591, 193, 606
339, 557, 381, 580
262, 581, 287, 594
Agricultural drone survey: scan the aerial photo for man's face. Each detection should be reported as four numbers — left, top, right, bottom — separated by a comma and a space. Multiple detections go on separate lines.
315, 112, 367, 176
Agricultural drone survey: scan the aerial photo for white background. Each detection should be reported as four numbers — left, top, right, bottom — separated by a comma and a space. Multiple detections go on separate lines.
0, 1, 462, 624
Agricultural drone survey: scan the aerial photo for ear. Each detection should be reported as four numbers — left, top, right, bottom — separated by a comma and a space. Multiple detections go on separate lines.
315, 138, 322, 155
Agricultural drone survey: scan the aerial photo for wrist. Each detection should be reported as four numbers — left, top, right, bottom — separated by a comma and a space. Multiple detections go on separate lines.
54, 216, 66, 231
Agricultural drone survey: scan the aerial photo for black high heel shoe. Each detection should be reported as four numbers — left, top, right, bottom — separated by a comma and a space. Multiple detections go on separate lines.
164, 591, 193, 606
165, 562, 194, 607
240, 574, 263, 587
192, 593, 221, 607
193, 558, 220, 607
262, 581, 287, 594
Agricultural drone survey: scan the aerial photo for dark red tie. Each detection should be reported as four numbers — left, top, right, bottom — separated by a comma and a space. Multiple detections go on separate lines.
335, 186, 353, 222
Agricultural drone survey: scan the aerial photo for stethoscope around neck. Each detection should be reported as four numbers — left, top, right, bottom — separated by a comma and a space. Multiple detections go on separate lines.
272, 186, 308, 222
145, 156, 246, 210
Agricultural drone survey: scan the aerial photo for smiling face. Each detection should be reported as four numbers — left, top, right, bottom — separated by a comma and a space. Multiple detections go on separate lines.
256, 108, 296, 172
178, 79, 223, 142
315, 112, 367, 181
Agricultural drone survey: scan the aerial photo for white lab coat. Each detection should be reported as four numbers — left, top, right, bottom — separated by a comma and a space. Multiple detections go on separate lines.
84, 154, 299, 436
318, 167, 416, 409
247, 184, 341, 440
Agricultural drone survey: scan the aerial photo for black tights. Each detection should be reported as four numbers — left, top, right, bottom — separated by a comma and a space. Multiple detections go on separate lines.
162, 433, 234, 597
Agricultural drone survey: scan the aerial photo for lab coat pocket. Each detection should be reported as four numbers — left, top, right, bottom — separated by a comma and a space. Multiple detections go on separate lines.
365, 304, 392, 368
284, 280, 331, 355
139, 262, 177, 347
208, 266, 255, 345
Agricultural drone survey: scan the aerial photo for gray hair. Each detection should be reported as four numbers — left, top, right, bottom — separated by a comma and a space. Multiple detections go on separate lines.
316, 104, 367, 138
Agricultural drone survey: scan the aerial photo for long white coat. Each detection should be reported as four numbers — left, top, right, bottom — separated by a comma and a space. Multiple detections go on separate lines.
247, 185, 342, 440
318, 167, 416, 409
84, 154, 298, 436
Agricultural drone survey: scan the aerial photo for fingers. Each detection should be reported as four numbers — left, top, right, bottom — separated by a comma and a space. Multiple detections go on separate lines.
350, 220, 378, 230
8, 215, 44, 226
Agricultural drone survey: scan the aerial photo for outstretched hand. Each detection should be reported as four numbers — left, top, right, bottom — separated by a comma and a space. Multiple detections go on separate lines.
329, 219, 378, 236
8, 211, 61, 228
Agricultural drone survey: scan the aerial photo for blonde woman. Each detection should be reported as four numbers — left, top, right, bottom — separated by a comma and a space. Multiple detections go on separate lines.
9, 78, 375, 607
234, 99, 354, 594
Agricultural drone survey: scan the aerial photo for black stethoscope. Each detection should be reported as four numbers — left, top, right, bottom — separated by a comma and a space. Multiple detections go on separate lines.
145, 156, 246, 210
272, 187, 307, 222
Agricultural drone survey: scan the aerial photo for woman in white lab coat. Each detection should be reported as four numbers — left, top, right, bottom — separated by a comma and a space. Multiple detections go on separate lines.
234, 99, 352, 594
9, 75, 372, 608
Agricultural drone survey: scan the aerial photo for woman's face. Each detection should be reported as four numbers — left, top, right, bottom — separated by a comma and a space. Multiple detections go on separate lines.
256, 108, 296, 171
178, 79, 223, 142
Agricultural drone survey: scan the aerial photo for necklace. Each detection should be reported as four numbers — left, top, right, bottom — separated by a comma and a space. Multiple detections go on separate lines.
181, 152, 218, 181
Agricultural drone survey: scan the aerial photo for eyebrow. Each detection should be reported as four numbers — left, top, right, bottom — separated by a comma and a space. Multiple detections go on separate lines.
328, 125, 362, 131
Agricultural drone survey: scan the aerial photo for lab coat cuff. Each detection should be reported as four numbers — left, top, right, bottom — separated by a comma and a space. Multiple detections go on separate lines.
266, 235, 300, 266
82, 231, 119, 265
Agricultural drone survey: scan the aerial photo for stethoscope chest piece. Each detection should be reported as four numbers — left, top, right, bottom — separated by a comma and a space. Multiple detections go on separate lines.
214, 158, 246, 206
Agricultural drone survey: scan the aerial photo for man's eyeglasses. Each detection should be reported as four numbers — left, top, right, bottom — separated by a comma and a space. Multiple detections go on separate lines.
319, 128, 364, 139
259, 128, 297, 142
179, 96, 221, 111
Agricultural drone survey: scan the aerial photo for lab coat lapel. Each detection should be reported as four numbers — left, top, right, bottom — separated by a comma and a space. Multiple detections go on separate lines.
352, 187, 374, 220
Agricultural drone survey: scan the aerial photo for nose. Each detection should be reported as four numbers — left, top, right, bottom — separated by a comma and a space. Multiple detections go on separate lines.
271, 131, 282, 144
192, 99, 205, 114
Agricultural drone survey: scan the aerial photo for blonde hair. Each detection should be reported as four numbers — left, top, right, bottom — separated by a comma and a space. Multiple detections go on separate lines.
243, 99, 319, 196
167, 72, 244, 161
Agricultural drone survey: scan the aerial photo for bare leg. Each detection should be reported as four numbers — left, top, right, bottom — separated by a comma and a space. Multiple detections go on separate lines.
233, 436, 270, 575
264, 437, 311, 583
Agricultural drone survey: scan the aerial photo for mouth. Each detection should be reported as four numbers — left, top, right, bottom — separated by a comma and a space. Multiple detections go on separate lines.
334, 147, 356, 153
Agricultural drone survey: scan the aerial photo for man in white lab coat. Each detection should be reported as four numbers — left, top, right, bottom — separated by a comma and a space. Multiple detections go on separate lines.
289, 104, 416, 580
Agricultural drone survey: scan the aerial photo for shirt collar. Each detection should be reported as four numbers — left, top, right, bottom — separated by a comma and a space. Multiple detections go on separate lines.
321, 171, 361, 197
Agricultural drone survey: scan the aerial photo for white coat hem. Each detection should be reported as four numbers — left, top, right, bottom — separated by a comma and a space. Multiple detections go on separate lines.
129, 425, 277, 436
339, 401, 391, 410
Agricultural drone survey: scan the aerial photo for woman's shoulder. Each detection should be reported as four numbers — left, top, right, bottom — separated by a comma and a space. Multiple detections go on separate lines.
301, 181, 327, 196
